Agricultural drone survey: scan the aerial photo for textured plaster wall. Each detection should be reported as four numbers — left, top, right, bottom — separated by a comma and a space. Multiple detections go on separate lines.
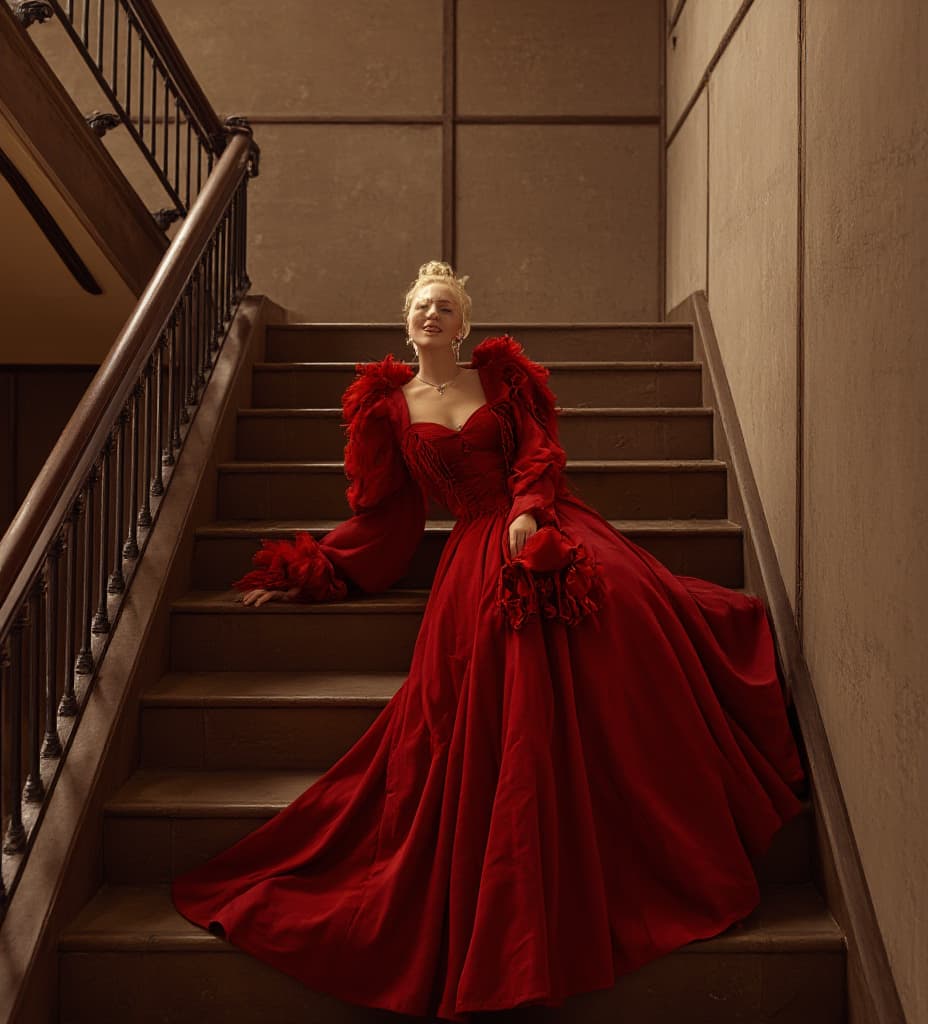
802, 4, 928, 1022
665, 89, 706, 311
666, 2, 927, 1020
146, 0, 662, 320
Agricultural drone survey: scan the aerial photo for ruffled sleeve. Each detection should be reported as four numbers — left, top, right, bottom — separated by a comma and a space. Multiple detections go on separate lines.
473, 335, 605, 630
232, 355, 426, 602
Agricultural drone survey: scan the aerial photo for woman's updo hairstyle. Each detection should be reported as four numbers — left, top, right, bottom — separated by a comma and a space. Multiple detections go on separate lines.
403, 260, 472, 341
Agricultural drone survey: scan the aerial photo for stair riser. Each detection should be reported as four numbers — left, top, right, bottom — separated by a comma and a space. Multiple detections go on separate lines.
103, 805, 813, 886
195, 531, 745, 590
265, 325, 695, 363
217, 467, 729, 520
236, 412, 715, 462
140, 706, 384, 771
59, 948, 845, 1024
171, 610, 423, 671
251, 367, 703, 409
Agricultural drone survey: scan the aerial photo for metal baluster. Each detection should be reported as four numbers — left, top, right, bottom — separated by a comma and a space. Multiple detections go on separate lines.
197, 131, 203, 195
138, 35, 146, 149
108, 410, 128, 594
23, 578, 45, 803
174, 98, 181, 201
218, 216, 228, 340
185, 115, 192, 209
125, 12, 132, 117
59, 501, 80, 716
112, 0, 118, 101
92, 442, 111, 635
2, 609, 26, 854
162, 76, 169, 179
208, 236, 217, 358
81, 0, 89, 46
96, 0, 104, 70
41, 537, 63, 760
184, 277, 197, 408
75, 470, 96, 675
163, 314, 177, 466
197, 258, 208, 387
179, 287, 191, 424
150, 49, 157, 165
138, 362, 153, 529
123, 384, 141, 559
151, 342, 164, 496
241, 180, 250, 291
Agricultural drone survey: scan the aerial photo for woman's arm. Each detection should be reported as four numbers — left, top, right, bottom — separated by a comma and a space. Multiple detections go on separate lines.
234, 359, 426, 604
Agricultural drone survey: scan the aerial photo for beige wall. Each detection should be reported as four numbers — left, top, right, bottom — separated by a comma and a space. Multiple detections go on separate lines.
142, 0, 661, 321
666, 2, 927, 1021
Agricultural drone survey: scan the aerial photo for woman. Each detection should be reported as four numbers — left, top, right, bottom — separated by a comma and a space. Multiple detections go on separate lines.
172, 261, 805, 1022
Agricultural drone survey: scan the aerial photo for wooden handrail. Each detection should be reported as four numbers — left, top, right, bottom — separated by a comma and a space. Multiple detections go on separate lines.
0, 130, 251, 636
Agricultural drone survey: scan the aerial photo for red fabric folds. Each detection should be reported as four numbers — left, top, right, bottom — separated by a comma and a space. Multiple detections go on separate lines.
497, 525, 605, 630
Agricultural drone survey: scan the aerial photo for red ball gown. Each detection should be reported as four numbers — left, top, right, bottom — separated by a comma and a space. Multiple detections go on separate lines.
171, 335, 805, 1021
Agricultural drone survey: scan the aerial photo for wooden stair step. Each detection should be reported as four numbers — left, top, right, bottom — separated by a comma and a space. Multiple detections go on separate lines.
140, 670, 403, 770
195, 517, 745, 590
217, 459, 729, 520
236, 406, 715, 462
104, 768, 814, 887
251, 361, 703, 409
170, 590, 429, 672
58, 884, 844, 1024
265, 322, 695, 363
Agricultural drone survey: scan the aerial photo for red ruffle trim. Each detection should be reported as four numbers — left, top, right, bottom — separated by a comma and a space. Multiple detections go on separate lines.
497, 526, 604, 630
232, 532, 348, 603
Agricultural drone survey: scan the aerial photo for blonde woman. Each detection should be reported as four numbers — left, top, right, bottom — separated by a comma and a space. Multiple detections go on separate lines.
173, 262, 804, 1022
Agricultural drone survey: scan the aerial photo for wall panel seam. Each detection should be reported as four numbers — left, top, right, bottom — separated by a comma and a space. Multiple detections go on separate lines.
665, 0, 757, 147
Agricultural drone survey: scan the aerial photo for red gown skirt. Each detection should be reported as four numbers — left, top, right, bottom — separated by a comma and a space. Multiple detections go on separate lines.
172, 399, 805, 1022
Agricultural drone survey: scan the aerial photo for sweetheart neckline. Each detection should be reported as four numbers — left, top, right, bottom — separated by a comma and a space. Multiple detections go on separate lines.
405, 401, 489, 434
400, 363, 490, 434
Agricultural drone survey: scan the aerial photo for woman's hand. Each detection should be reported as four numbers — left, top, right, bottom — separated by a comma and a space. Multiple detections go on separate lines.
239, 587, 300, 607
508, 512, 538, 558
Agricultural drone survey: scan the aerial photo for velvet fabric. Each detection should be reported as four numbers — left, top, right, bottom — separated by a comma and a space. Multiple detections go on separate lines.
172, 335, 805, 1021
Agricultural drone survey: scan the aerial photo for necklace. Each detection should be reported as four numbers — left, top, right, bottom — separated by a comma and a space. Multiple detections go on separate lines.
416, 368, 463, 396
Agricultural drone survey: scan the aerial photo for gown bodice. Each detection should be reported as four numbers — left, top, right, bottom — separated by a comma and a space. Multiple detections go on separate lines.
401, 401, 516, 521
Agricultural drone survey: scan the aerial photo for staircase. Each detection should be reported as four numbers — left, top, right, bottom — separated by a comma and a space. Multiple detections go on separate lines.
57, 322, 846, 1023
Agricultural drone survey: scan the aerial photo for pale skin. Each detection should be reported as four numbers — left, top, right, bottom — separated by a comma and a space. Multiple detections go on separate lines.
240, 281, 538, 607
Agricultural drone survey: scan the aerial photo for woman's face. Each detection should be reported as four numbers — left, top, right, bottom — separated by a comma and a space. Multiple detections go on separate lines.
406, 283, 464, 351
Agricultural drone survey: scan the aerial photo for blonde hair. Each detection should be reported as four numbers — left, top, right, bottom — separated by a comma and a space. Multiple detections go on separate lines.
403, 260, 472, 341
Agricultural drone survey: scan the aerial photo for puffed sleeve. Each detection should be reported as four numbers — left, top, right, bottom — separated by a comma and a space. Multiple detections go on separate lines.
232, 356, 426, 602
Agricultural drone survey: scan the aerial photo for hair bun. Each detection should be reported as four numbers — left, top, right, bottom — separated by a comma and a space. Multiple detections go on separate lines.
416, 260, 469, 288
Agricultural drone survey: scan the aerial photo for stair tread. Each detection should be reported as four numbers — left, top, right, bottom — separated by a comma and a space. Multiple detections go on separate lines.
237, 405, 713, 417
60, 883, 843, 954
197, 518, 743, 538
218, 458, 728, 472
106, 769, 813, 824
144, 669, 405, 706
107, 769, 324, 816
254, 360, 702, 371
269, 321, 693, 331
173, 589, 431, 613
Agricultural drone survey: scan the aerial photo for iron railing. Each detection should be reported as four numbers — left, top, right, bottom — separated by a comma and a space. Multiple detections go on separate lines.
13, 0, 228, 218
0, 125, 258, 916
